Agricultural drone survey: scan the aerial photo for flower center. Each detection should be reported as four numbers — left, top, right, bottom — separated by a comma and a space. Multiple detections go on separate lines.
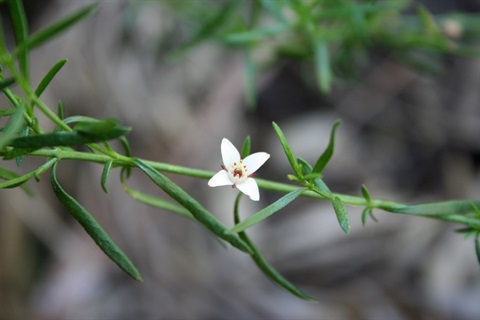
227, 160, 248, 184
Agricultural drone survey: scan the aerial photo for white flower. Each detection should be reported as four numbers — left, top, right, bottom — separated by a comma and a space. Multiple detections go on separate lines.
208, 138, 270, 201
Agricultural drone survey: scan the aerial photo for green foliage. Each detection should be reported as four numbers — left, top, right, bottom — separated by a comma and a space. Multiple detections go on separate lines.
161, 0, 480, 105
312, 120, 341, 174
51, 162, 143, 282
332, 196, 351, 234
233, 194, 317, 302
1, 0, 479, 301
133, 158, 253, 254
34, 59, 67, 97
241, 135, 251, 159
227, 187, 306, 234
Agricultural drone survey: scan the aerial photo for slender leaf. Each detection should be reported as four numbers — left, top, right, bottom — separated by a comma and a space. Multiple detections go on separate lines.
125, 189, 194, 220
13, 3, 99, 56
101, 160, 113, 193
313, 38, 331, 93
122, 182, 194, 221
0, 157, 56, 187
0, 78, 15, 90
34, 59, 67, 97
51, 162, 142, 281
227, 188, 305, 234
223, 23, 289, 44
312, 120, 342, 174
241, 135, 251, 158
133, 159, 252, 254
244, 48, 256, 109
234, 194, 316, 302
8, 0, 29, 79
0, 108, 16, 117
0, 103, 24, 149
386, 200, 480, 216
417, 5, 439, 34
272, 122, 301, 176
119, 136, 132, 157
62, 115, 99, 125
74, 118, 129, 137
332, 196, 350, 234
297, 157, 312, 177
361, 207, 378, 226
173, 0, 242, 57
57, 100, 64, 120
361, 184, 372, 203
9, 119, 129, 149
0, 166, 33, 195
313, 178, 331, 194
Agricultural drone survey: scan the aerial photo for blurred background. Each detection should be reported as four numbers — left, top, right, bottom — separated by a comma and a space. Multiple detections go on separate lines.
1, 0, 479, 319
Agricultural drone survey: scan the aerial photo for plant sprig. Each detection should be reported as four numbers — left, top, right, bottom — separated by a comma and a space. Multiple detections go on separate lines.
1, 0, 479, 300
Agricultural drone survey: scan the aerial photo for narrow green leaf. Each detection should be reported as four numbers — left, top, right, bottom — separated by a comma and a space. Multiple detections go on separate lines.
361, 184, 372, 203
74, 118, 129, 137
133, 159, 252, 254
0, 108, 16, 117
233, 194, 316, 302
223, 24, 289, 44
57, 100, 64, 120
361, 207, 379, 226
8, 0, 29, 79
50, 162, 143, 282
119, 136, 132, 157
297, 157, 312, 177
6, 122, 130, 159
332, 196, 350, 234
101, 160, 113, 193
122, 182, 194, 221
313, 39, 331, 93
0, 78, 15, 90
475, 233, 480, 264
13, 3, 99, 56
244, 48, 256, 109
0, 166, 33, 195
62, 115, 99, 125
312, 120, 342, 174
34, 59, 67, 97
227, 188, 305, 234
0, 103, 24, 149
387, 200, 480, 216
417, 5, 439, 34
172, 0, 242, 57
9, 119, 129, 149
361, 207, 370, 226
241, 135, 251, 158
272, 122, 301, 176
313, 178, 331, 194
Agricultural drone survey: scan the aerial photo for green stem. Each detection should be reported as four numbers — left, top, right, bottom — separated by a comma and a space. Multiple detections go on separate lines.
3, 147, 479, 228
0, 148, 430, 209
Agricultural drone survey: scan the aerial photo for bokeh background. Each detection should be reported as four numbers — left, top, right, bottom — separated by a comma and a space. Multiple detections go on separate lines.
1, 0, 479, 319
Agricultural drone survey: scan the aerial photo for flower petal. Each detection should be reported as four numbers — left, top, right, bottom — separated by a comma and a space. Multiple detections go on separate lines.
208, 170, 233, 187
221, 138, 240, 167
236, 178, 260, 201
243, 152, 270, 174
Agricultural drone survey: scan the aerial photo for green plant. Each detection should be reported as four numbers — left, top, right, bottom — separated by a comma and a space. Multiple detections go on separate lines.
161, 0, 480, 106
1, 0, 479, 301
